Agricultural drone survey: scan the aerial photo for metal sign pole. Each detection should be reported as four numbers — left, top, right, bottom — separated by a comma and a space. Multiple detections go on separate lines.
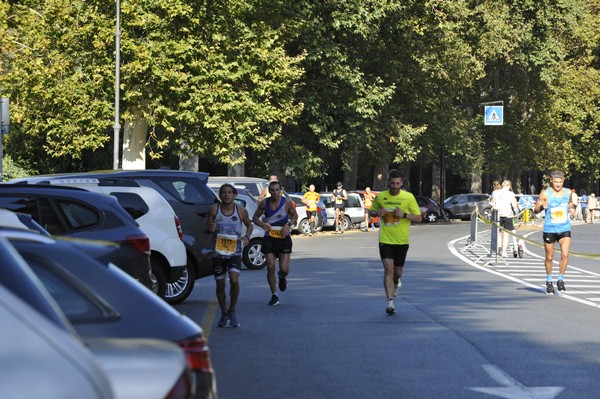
0, 97, 10, 181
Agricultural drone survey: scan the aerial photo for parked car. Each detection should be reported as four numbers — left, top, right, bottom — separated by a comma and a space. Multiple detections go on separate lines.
3, 229, 217, 399
415, 195, 443, 223
320, 192, 365, 230
287, 193, 326, 234
0, 184, 153, 290
13, 170, 219, 305
443, 193, 492, 220
15, 177, 187, 300
210, 186, 267, 270
0, 277, 115, 399
0, 234, 194, 399
208, 176, 268, 199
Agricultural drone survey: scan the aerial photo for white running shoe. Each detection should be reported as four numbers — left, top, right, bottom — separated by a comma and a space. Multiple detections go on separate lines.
394, 279, 402, 297
386, 300, 395, 315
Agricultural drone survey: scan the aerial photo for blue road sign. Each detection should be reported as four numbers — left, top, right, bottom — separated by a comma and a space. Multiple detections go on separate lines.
484, 105, 503, 126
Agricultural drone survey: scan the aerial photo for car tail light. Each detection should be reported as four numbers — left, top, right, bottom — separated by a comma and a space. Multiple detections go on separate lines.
177, 336, 214, 373
165, 368, 194, 399
174, 216, 184, 241
125, 234, 150, 256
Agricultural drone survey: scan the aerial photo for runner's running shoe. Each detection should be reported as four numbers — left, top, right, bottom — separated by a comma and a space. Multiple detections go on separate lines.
228, 310, 240, 327
217, 312, 230, 327
386, 300, 395, 315
546, 281, 555, 295
393, 278, 402, 297
278, 274, 287, 292
557, 280, 566, 292
268, 294, 279, 306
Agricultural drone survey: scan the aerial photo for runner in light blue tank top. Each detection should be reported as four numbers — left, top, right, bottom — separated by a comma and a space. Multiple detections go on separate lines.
543, 187, 571, 234
535, 171, 576, 295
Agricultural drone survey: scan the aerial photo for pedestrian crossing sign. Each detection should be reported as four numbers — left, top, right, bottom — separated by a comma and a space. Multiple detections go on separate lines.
484, 106, 503, 126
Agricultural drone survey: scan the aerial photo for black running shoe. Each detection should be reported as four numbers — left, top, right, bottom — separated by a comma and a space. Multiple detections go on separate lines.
278, 274, 287, 292
546, 281, 555, 295
557, 280, 566, 292
268, 294, 279, 306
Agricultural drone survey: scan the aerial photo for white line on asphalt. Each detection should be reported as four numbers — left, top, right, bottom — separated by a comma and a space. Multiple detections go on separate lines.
448, 235, 600, 309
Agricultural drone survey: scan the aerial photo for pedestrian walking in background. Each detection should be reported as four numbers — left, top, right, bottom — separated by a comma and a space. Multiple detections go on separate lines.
535, 170, 576, 295
571, 189, 580, 220
301, 184, 320, 236
588, 193, 597, 223
370, 170, 422, 315
332, 182, 348, 233
205, 184, 254, 327
490, 180, 519, 257
579, 189, 588, 223
253, 181, 298, 306
362, 187, 376, 232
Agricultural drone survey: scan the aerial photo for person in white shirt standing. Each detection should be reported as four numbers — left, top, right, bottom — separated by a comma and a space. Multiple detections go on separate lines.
491, 180, 519, 257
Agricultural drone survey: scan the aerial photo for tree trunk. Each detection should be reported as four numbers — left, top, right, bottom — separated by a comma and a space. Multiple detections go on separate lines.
431, 164, 441, 203
179, 154, 198, 171
470, 168, 482, 193
373, 163, 388, 191
121, 115, 148, 170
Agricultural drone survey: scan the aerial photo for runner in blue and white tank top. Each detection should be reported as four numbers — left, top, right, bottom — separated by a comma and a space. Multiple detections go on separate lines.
205, 184, 254, 327
253, 181, 298, 306
535, 171, 576, 295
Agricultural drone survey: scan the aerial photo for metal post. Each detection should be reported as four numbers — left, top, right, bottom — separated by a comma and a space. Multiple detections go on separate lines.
0, 97, 9, 180
113, 0, 121, 170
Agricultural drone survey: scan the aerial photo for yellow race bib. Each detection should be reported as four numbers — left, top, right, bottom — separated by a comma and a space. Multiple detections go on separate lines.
215, 234, 237, 256
383, 209, 401, 226
268, 226, 285, 239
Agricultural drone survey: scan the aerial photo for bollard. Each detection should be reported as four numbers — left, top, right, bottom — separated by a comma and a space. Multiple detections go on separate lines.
523, 209, 530, 223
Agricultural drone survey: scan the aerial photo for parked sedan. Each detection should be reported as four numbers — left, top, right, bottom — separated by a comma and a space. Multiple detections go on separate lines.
415, 195, 443, 223
0, 234, 194, 399
3, 230, 217, 399
0, 184, 153, 290
443, 193, 492, 220
15, 177, 188, 301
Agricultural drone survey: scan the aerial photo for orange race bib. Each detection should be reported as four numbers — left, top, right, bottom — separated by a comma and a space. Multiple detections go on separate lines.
215, 234, 237, 256
268, 226, 285, 239
383, 209, 401, 226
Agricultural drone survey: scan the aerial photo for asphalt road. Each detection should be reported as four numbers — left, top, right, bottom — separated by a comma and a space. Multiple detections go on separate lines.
176, 221, 600, 399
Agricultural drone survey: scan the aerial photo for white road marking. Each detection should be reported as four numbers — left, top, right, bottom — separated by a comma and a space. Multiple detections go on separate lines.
468, 364, 564, 398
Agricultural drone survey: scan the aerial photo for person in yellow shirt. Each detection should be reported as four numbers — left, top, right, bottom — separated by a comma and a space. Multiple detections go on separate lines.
362, 187, 376, 232
302, 184, 320, 236
370, 170, 422, 315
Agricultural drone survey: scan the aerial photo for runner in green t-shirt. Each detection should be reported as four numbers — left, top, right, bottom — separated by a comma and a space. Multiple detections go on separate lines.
370, 170, 422, 315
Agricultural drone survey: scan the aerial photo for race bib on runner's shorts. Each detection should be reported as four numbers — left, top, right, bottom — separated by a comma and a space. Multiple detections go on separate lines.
215, 233, 237, 256
383, 209, 401, 226
269, 226, 285, 239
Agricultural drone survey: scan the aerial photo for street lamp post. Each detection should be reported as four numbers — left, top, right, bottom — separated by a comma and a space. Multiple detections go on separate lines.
113, 0, 121, 170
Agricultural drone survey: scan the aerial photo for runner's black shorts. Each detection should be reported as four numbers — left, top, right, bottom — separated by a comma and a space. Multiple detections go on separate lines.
379, 243, 409, 266
261, 235, 293, 255
543, 231, 571, 244
213, 256, 241, 279
499, 216, 515, 230
306, 210, 317, 218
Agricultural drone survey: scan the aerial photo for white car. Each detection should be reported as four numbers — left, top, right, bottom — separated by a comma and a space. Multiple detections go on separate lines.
208, 176, 268, 199
320, 192, 365, 230
288, 193, 325, 234
15, 177, 187, 300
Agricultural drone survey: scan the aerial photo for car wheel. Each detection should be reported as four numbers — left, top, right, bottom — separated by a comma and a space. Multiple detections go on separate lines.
314, 213, 324, 232
425, 211, 438, 223
482, 208, 492, 220
150, 257, 167, 299
297, 218, 311, 234
164, 260, 196, 305
243, 238, 266, 270
343, 216, 351, 230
